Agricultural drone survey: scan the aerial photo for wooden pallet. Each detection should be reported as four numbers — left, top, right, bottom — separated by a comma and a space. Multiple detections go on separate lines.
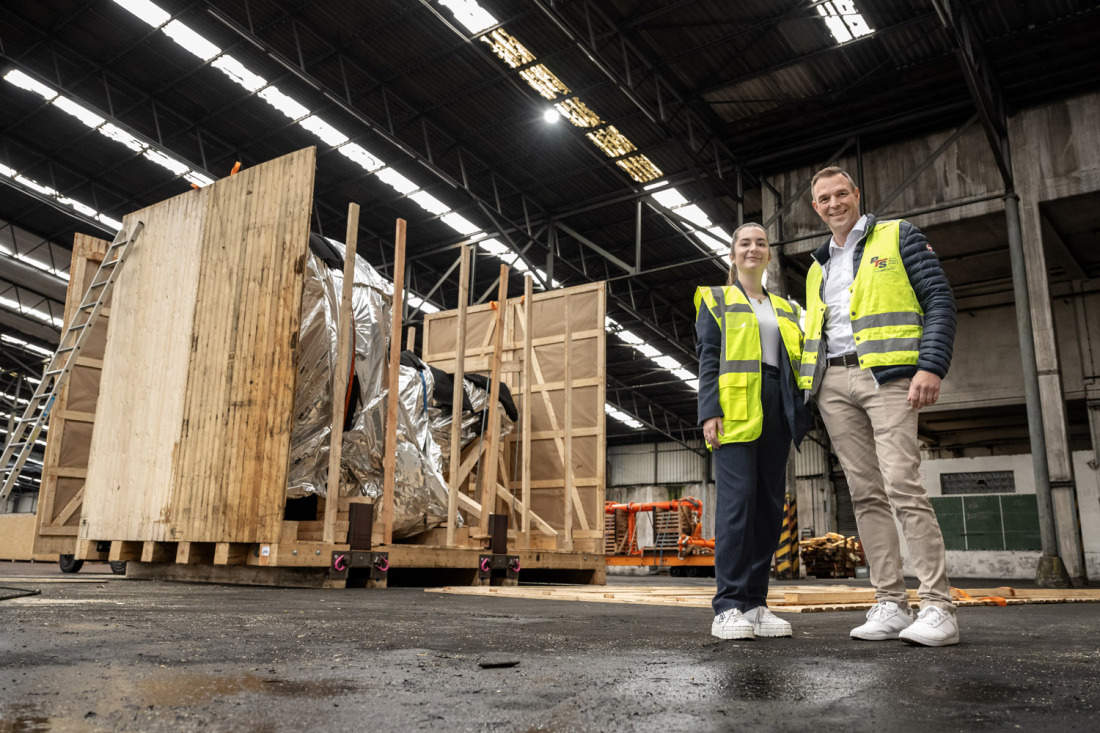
426, 584, 1100, 612
109, 540, 603, 589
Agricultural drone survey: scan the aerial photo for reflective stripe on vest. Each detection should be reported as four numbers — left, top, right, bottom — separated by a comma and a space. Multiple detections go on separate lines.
695, 285, 804, 445
798, 220, 923, 391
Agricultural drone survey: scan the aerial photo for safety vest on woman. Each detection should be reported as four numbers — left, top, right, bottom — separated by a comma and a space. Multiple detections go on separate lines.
695, 285, 804, 444
798, 220, 923, 391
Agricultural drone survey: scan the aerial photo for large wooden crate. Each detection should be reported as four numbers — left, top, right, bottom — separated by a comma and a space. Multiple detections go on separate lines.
422, 282, 607, 555
32, 146, 603, 587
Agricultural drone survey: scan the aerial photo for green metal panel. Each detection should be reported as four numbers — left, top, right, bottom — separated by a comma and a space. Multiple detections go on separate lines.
1000, 494, 1042, 551
963, 495, 1004, 551
931, 496, 966, 551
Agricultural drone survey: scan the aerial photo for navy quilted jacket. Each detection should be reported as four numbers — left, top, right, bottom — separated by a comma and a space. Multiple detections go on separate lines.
809, 214, 957, 384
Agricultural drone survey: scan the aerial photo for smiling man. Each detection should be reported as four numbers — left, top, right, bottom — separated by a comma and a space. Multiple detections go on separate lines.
798, 166, 960, 647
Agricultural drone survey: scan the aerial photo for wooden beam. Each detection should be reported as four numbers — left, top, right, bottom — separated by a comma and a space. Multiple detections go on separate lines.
478, 264, 509, 535
522, 274, 533, 549
563, 293, 574, 550
323, 203, 360, 545
447, 246, 471, 547
382, 218, 407, 545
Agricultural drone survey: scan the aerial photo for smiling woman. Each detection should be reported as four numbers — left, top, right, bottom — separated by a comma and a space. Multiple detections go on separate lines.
694, 222, 810, 642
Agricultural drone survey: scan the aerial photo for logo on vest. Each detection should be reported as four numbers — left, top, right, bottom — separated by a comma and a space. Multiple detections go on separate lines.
869, 255, 899, 270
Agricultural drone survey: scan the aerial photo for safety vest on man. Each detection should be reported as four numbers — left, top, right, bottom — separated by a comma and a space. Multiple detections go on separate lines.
695, 285, 804, 445
798, 220, 924, 392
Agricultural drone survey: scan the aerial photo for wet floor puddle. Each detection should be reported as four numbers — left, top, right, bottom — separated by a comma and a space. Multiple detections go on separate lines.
138, 672, 357, 707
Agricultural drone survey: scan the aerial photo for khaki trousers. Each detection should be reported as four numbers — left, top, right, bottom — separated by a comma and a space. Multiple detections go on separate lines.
816, 365, 954, 611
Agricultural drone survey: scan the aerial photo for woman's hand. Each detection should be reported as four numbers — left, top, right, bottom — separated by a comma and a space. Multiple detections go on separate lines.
703, 416, 724, 449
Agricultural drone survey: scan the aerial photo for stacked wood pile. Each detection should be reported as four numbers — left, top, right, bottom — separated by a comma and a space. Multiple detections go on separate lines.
799, 533, 865, 578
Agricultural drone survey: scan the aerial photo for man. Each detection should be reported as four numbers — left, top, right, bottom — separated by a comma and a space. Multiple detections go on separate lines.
799, 166, 959, 647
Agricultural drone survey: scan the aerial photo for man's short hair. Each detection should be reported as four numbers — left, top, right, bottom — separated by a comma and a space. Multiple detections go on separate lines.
810, 166, 858, 199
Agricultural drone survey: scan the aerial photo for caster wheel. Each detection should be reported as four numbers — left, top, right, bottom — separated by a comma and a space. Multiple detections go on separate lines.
109, 561, 127, 575
59, 555, 84, 574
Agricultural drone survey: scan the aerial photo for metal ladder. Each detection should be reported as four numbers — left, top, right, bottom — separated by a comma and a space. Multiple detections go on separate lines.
0, 222, 144, 506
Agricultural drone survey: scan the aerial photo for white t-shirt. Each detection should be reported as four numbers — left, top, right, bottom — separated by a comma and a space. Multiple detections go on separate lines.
749, 295, 781, 368
823, 215, 868, 359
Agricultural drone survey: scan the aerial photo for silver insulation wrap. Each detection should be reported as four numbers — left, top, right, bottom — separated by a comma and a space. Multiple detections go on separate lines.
286, 244, 452, 540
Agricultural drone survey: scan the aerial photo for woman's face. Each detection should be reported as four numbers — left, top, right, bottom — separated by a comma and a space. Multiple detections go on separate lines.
731, 226, 770, 273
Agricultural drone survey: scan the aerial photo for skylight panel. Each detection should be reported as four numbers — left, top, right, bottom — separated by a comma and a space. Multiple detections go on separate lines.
97, 214, 124, 230
438, 0, 499, 35
440, 212, 481, 235
4, 70, 57, 101
1, 334, 54, 358
259, 87, 310, 120
58, 196, 98, 218
143, 149, 190, 176
113, 0, 170, 28
375, 168, 419, 195
605, 404, 644, 430
299, 116, 350, 147
52, 96, 106, 128
338, 143, 385, 172
14, 176, 58, 197
99, 123, 147, 152
651, 188, 689, 209
816, 1, 874, 44
409, 191, 450, 216
163, 19, 221, 61
212, 56, 267, 92
184, 171, 215, 187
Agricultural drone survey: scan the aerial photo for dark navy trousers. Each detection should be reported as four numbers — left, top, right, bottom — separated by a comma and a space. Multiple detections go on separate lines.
712, 365, 792, 615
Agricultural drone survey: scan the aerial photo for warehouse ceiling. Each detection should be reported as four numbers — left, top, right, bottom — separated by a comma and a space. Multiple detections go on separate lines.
2, 0, 1100, 470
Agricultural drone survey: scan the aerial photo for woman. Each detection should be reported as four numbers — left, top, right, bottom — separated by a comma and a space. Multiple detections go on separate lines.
694, 223, 810, 640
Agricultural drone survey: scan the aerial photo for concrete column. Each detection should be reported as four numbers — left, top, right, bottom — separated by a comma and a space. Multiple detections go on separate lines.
1012, 150, 1089, 586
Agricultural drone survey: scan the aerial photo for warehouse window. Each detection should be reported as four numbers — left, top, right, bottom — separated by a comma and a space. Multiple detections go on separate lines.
940, 470, 1016, 495
931, 495, 1041, 552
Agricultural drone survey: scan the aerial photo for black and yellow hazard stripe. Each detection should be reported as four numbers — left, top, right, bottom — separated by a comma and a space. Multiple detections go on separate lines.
774, 493, 799, 580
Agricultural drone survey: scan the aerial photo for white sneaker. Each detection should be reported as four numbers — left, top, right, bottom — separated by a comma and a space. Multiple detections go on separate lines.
899, 606, 960, 647
850, 601, 914, 640
711, 609, 755, 640
744, 606, 792, 638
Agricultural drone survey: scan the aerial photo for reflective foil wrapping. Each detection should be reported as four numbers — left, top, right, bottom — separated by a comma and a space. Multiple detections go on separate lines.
429, 379, 515, 478
286, 243, 452, 540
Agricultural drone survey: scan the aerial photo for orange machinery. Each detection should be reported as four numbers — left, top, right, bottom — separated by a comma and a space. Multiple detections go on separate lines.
604, 497, 715, 577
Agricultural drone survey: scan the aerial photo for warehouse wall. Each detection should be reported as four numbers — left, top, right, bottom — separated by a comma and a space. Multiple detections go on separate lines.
904, 451, 1100, 579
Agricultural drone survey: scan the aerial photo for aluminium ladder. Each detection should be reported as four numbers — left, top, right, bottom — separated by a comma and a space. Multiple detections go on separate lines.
0, 222, 144, 506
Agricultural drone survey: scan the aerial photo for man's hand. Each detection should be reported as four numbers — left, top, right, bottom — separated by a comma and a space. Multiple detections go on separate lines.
907, 370, 941, 410
703, 416, 724, 449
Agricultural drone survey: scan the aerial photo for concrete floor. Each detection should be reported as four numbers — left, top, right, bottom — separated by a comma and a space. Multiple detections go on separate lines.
1, 562, 1097, 733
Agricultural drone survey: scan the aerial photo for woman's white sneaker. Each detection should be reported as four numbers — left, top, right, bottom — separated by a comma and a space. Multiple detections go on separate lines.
850, 600, 914, 640
744, 606, 792, 637
899, 606, 960, 647
711, 609, 755, 640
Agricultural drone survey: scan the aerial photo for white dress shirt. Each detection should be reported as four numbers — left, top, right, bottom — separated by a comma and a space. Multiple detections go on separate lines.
823, 215, 868, 359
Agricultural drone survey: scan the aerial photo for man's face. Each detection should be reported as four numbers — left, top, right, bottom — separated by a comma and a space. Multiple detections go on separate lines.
811, 174, 861, 236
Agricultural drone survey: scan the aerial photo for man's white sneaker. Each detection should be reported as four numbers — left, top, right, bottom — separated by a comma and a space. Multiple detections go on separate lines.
899, 606, 960, 647
744, 606, 792, 638
850, 600, 914, 640
711, 609, 755, 640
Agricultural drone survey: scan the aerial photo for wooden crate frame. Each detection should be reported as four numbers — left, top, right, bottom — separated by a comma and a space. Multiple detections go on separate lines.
32, 234, 111, 558
422, 281, 607, 555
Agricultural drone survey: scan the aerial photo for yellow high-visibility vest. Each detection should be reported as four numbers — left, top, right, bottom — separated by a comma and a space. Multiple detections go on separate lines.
695, 285, 804, 444
799, 220, 923, 391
